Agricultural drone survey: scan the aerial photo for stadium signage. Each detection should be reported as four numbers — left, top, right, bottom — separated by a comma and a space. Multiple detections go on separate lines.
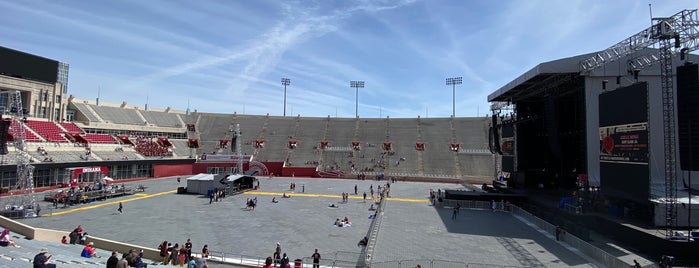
200, 154, 252, 162
81, 167, 103, 173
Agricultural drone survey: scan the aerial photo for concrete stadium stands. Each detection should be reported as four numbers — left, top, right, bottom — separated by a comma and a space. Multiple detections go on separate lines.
138, 109, 183, 128
71, 102, 102, 122
169, 139, 193, 158
90, 105, 144, 125
287, 117, 326, 167
89, 144, 143, 161
453, 117, 493, 178
386, 118, 420, 176
0, 230, 152, 267
255, 116, 297, 163
419, 118, 457, 177
194, 113, 233, 154
321, 117, 358, 172
354, 119, 386, 173
7, 107, 495, 182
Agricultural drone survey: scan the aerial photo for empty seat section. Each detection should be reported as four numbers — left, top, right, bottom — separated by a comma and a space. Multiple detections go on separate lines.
25, 120, 68, 142
60, 122, 84, 133
139, 110, 182, 127
8, 119, 42, 142
91, 105, 143, 125
84, 133, 116, 144
71, 102, 101, 122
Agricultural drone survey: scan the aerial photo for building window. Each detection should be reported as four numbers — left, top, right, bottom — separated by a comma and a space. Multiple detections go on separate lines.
54, 108, 61, 121
55, 95, 61, 103
66, 109, 75, 122
41, 92, 48, 102
39, 107, 47, 118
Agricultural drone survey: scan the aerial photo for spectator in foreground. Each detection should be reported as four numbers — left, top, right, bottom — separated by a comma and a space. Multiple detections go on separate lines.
195, 257, 208, 268
201, 244, 209, 258
33, 248, 56, 268
81, 241, 100, 258
107, 251, 119, 268
0, 228, 19, 248
263, 256, 274, 268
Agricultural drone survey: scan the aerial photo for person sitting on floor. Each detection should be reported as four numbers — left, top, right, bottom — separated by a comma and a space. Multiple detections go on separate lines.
329, 203, 338, 208
272, 197, 278, 203
368, 204, 376, 211
0, 228, 19, 248
282, 193, 290, 198
81, 242, 100, 258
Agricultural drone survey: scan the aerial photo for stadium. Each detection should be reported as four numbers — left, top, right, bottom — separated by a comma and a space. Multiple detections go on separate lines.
0, 8, 698, 268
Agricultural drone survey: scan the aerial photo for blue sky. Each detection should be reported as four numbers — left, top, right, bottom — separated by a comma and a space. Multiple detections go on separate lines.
1, 0, 696, 118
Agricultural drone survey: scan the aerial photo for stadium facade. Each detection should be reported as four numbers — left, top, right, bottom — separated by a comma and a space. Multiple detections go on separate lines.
0, 46, 494, 197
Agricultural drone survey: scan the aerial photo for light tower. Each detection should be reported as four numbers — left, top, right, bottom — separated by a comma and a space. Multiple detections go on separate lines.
281, 78, 290, 117
446, 77, 462, 117
350, 81, 364, 118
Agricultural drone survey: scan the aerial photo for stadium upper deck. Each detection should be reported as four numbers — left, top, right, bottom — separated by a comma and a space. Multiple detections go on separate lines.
0, 93, 495, 193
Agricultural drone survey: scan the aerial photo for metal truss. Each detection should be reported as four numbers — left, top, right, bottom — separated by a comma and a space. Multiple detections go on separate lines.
10, 91, 36, 217
579, 9, 699, 239
581, 9, 699, 73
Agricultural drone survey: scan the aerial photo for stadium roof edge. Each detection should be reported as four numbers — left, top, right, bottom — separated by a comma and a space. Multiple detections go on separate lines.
487, 52, 596, 102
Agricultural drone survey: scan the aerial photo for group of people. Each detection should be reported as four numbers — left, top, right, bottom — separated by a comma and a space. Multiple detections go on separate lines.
264, 243, 321, 268
334, 217, 352, 227
105, 249, 147, 268
209, 187, 227, 204
67, 225, 89, 245
247, 197, 258, 210
158, 239, 209, 267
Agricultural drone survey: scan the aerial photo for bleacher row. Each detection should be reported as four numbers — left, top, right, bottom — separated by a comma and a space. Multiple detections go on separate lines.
9, 119, 113, 144
70, 102, 185, 128
0, 118, 182, 160
191, 114, 493, 178
0, 231, 157, 267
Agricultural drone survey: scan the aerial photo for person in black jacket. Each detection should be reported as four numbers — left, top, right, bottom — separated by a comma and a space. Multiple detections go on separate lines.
107, 251, 119, 268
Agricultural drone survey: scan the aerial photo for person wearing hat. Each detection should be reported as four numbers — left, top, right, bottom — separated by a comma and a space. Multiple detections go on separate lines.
81, 241, 100, 258
33, 248, 56, 268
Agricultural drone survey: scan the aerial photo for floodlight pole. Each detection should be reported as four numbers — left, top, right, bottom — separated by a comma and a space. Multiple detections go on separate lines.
350, 81, 365, 118
446, 77, 462, 117
281, 78, 290, 117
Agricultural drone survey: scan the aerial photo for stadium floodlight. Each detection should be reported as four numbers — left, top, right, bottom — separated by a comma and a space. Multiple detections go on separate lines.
350, 81, 365, 118
281, 78, 291, 117
446, 77, 462, 117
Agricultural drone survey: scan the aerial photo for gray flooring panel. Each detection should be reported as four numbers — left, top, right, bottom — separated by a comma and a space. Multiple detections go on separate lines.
13, 176, 602, 267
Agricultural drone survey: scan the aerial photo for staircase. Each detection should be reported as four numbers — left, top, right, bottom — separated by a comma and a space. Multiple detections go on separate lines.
416, 117, 425, 176
450, 116, 463, 179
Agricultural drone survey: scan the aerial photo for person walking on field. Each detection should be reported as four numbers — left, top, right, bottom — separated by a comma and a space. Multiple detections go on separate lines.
311, 249, 321, 268
118, 202, 123, 214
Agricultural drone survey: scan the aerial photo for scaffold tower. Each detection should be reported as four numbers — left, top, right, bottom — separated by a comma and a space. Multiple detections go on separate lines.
9, 91, 37, 217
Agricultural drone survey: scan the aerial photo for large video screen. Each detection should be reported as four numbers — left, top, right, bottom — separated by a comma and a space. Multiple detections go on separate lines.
0, 46, 58, 84
501, 124, 514, 172
598, 82, 649, 202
